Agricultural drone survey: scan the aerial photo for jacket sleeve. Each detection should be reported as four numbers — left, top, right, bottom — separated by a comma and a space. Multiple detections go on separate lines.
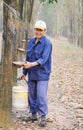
36, 41, 52, 65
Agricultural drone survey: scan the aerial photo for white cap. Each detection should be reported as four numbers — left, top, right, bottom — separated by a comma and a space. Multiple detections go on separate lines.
34, 20, 47, 30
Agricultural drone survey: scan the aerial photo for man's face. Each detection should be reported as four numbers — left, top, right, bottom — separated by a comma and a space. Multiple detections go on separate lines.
34, 28, 46, 39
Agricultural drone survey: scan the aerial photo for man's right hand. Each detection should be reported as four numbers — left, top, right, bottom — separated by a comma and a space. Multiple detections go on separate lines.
21, 74, 26, 80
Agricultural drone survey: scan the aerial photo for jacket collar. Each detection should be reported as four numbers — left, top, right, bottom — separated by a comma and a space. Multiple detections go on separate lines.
34, 35, 45, 44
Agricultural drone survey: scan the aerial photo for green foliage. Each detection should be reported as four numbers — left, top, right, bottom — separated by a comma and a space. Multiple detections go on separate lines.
49, 0, 58, 3
40, 0, 58, 3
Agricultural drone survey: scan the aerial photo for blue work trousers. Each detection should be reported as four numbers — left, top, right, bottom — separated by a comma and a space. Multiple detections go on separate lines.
28, 80, 48, 116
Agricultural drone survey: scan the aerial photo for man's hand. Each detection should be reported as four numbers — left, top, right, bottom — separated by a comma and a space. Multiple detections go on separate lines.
24, 62, 32, 69
23, 61, 39, 69
21, 74, 26, 80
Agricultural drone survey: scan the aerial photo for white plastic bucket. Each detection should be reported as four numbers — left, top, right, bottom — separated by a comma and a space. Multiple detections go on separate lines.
12, 85, 28, 110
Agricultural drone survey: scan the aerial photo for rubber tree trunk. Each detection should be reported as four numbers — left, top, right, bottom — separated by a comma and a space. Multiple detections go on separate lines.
0, 3, 13, 128
0, 0, 35, 128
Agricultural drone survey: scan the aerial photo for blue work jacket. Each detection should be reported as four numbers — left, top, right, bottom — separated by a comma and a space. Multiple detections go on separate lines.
23, 35, 52, 81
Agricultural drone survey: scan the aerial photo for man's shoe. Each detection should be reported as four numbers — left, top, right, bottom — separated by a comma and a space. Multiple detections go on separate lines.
22, 113, 38, 122
38, 115, 47, 127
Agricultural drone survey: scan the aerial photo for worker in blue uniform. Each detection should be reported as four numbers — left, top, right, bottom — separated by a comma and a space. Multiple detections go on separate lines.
21, 20, 52, 127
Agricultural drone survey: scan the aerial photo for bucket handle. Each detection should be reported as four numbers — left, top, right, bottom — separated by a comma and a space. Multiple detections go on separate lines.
17, 77, 28, 85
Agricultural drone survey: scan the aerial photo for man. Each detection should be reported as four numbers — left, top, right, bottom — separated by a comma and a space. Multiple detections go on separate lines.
22, 20, 52, 127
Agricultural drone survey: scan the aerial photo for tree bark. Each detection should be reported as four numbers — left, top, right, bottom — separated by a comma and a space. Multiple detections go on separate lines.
1, 0, 35, 127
